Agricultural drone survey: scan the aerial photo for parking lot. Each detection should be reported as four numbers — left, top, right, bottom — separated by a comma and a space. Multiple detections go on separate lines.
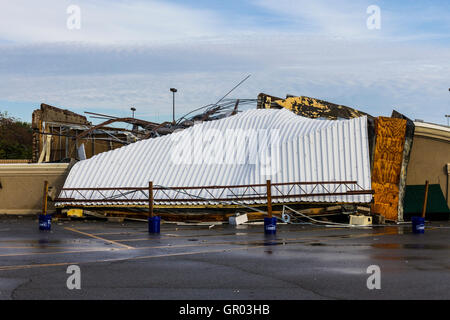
0, 216, 449, 300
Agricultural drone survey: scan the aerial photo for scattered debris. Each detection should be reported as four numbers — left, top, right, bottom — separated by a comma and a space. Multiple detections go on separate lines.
349, 215, 372, 226
229, 213, 248, 226
257, 93, 372, 120
107, 217, 125, 223
67, 208, 83, 218
282, 205, 373, 228
3, 84, 448, 224
372, 214, 386, 225
31, 98, 256, 163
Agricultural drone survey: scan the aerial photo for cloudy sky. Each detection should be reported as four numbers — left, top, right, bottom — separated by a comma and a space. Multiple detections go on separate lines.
0, 0, 449, 124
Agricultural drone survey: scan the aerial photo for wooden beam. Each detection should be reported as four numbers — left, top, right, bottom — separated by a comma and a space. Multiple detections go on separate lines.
77, 117, 159, 140
421, 180, 429, 218
148, 181, 154, 218
42, 181, 49, 216
266, 179, 272, 218
45, 134, 51, 162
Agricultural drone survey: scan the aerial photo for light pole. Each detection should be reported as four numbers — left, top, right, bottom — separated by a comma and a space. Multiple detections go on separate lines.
170, 88, 177, 124
130, 107, 137, 132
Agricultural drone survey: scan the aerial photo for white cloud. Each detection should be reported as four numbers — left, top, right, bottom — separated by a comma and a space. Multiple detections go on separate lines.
0, 1, 449, 125
253, 0, 376, 38
252, 0, 450, 41
0, 0, 222, 43
0, 36, 449, 124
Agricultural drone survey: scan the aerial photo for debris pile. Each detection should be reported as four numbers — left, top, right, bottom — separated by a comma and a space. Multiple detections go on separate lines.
31, 99, 256, 162
5, 84, 446, 224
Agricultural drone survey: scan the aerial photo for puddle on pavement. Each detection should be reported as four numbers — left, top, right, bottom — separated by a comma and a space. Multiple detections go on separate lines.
300, 242, 450, 251
371, 255, 433, 261
371, 243, 450, 250
0, 238, 95, 249
0, 239, 63, 244
162, 232, 244, 238
229, 239, 298, 247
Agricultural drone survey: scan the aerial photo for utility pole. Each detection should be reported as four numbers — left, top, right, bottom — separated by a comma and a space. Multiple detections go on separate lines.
170, 88, 177, 124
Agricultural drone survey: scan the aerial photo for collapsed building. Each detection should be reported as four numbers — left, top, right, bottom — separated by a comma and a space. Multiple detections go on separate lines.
56, 108, 373, 210
255, 93, 449, 221
31, 101, 247, 163
32, 103, 161, 162
1, 94, 448, 222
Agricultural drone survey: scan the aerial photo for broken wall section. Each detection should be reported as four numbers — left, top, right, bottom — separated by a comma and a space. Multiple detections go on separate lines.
371, 117, 407, 221
32, 104, 131, 163
0, 163, 70, 214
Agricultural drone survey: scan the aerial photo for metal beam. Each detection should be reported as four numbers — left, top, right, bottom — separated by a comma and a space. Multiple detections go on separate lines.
76, 117, 160, 140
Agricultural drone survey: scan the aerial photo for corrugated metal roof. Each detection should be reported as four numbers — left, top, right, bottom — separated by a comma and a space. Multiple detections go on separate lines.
58, 109, 372, 206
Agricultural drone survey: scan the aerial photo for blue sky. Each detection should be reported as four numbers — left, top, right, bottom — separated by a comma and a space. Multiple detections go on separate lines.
0, 0, 449, 124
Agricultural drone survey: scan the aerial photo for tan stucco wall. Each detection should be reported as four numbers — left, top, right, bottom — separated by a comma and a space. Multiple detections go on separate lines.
406, 135, 450, 207
0, 163, 69, 214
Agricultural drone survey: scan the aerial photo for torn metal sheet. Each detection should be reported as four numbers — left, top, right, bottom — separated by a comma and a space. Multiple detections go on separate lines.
58, 109, 372, 206
257, 93, 372, 120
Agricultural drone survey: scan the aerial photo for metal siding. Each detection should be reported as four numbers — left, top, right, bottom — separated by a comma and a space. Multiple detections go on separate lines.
58, 109, 372, 206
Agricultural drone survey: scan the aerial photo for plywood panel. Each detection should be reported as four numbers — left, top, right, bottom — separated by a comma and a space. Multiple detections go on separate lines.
371, 117, 407, 220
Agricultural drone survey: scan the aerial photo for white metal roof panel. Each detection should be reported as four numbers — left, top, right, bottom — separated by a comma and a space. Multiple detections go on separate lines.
58, 109, 372, 206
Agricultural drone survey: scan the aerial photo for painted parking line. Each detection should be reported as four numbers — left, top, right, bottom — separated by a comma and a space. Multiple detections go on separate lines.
0, 230, 352, 260
0, 245, 266, 272
0, 226, 424, 263
92, 231, 148, 236
91, 227, 224, 235
0, 230, 400, 259
0, 235, 307, 259
0, 248, 120, 257
88, 225, 343, 237
107, 228, 399, 243
0, 245, 115, 250
106, 228, 341, 242
64, 227, 134, 249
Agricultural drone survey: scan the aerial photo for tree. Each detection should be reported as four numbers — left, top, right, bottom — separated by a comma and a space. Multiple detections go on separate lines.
0, 111, 33, 159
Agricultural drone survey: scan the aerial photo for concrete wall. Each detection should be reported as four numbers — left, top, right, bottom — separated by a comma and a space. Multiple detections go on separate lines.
406, 123, 450, 207
0, 163, 69, 214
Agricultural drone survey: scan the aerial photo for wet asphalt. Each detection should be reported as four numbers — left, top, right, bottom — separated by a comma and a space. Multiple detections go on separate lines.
0, 216, 449, 300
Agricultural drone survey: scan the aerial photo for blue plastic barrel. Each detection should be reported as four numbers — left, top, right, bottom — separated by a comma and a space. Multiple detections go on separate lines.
148, 216, 161, 234
411, 216, 425, 234
264, 217, 277, 235
39, 215, 52, 231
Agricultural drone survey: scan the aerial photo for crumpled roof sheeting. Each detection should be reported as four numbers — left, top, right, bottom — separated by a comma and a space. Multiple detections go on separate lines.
58, 109, 372, 206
